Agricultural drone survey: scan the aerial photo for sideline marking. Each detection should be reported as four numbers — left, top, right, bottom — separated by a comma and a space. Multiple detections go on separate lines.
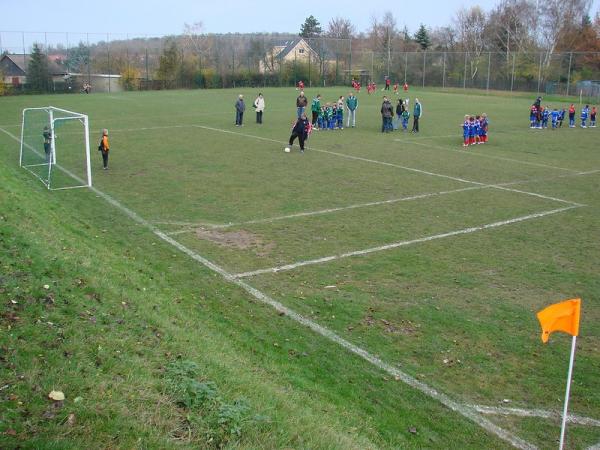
0, 125, 536, 450
156, 169, 596, 232
400, 139, 579, 173
470, 405, 600, 427
233, 205, 581, 278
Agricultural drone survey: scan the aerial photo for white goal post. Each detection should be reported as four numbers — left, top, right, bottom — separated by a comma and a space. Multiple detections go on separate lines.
20, 106, 92, 190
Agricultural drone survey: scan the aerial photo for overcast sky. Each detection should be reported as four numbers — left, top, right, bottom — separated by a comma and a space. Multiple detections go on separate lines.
1, 0, 599, 51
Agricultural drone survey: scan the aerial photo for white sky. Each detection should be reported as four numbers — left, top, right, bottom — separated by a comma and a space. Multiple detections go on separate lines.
1, 0, 598, 51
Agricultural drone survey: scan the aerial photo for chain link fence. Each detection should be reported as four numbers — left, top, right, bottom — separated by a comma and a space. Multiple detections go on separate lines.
1, 31, 599, 101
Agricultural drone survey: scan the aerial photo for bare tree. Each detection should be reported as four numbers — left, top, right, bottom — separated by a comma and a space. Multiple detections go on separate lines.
538, 0, 592, 66
327, 17, 355, 39
487, 0, 536, 63
183, 21, 212, 67
369, 12, 397, 75
454, 6, 487, 79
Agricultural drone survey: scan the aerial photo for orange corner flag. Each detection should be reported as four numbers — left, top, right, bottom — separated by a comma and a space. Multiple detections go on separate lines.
536, 298, 581, 343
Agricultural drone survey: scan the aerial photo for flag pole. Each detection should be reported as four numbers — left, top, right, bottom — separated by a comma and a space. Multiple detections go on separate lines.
559, 335, 577, 450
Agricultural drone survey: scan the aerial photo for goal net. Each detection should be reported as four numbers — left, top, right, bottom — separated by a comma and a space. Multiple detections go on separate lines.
20, 106, 92, 190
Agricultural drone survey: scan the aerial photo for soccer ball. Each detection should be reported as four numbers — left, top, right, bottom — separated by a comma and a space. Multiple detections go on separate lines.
284, 147, 291, 153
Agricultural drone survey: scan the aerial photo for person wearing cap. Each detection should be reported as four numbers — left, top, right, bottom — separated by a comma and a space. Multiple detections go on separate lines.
98, 129, 110, 170
235, 94, 245, 126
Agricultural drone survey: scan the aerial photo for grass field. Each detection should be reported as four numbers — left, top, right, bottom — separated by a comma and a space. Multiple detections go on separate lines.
1, 86, 599, 449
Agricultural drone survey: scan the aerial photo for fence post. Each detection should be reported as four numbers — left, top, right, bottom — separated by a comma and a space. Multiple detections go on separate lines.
442, 52, 446, 89
486, 51, 491, 92
566, 51, 573, 96
308, 51, 311, 87
422, 51, 426, 88
404, 52, 408, 83
510, 52, 515, 92
463, 52, 467, 89
349, 38, 352, 79
87, 33, 91, 85
537, 51, 543, 94
22, 31, 26, 69
107, 33, 111, 93
145, 47, 149, 90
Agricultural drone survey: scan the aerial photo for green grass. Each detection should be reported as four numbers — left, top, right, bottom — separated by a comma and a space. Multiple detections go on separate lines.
1, 86, 599, 449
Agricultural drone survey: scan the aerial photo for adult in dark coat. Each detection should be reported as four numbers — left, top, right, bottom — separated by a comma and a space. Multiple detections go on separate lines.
235, 94, 245, 126
380, 97, 394, 133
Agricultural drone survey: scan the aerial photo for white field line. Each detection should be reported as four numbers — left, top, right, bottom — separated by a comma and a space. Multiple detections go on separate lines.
0, 126, 536, 450
164, 186, 488, 236
189, 124, 582, 207
233, 205, 580, 279
470, 405, 600, 427
398, 138, 580, 173
156, 169, 597, 232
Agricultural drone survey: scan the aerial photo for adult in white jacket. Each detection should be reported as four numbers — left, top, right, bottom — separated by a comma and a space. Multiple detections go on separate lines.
254, 93, 265, 124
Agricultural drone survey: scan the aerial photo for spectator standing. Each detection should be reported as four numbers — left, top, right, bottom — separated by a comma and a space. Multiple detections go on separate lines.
254, 93, 265, 124
412, 98, 422, 133
345, 92, 358, 128
311, 94, 322, 128
296, 91, 308, 118
380, 96, 394, 133
235, 94, 245, 126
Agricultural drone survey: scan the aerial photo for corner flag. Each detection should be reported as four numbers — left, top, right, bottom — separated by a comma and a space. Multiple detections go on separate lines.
536, 298, 581, 343
536, 298, 582, 450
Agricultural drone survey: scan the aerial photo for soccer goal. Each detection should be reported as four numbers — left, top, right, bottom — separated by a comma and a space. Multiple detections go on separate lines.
20, 106, 92, 190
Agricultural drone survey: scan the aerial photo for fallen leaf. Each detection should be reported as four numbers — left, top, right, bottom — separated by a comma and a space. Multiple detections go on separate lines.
66, 413, 76, 426
408, 426, 418, 434
48, 390, 65, 401
5, 429, 17, 436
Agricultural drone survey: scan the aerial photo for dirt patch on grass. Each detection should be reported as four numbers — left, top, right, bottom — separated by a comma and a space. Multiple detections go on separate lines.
194, 228, 275, 256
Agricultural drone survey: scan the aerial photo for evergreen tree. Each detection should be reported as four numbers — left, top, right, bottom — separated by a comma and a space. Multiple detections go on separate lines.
300, 16, 323, 38
414, 24, 431, 50
27, 43, 50, 93
156, 40, 180, 88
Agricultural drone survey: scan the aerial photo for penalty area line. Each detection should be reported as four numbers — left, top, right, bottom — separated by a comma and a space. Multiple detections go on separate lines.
234, 205, 581, 279
190, 124, 582, 207
469, 404, 600, 427
0, 125, 537, 450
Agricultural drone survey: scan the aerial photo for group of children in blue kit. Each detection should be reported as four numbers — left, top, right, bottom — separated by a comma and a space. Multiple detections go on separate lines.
461, 114, 489, 147
529, 103, 597, 130
315, 96, 346, 130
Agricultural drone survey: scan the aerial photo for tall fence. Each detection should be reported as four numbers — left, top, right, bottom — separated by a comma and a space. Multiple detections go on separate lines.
1, 31, 599, 101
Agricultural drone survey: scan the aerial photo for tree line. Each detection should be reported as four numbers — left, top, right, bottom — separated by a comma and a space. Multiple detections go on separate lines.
3, 0, 599, 93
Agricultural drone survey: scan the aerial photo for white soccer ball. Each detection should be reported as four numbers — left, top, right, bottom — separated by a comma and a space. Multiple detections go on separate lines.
284, 147, 291, 153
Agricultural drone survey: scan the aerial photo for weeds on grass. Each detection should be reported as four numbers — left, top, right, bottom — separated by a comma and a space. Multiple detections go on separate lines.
165, 359, 267, 447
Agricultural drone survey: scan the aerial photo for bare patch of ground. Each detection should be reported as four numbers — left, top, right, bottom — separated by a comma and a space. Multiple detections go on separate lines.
194, 228, 275, 256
